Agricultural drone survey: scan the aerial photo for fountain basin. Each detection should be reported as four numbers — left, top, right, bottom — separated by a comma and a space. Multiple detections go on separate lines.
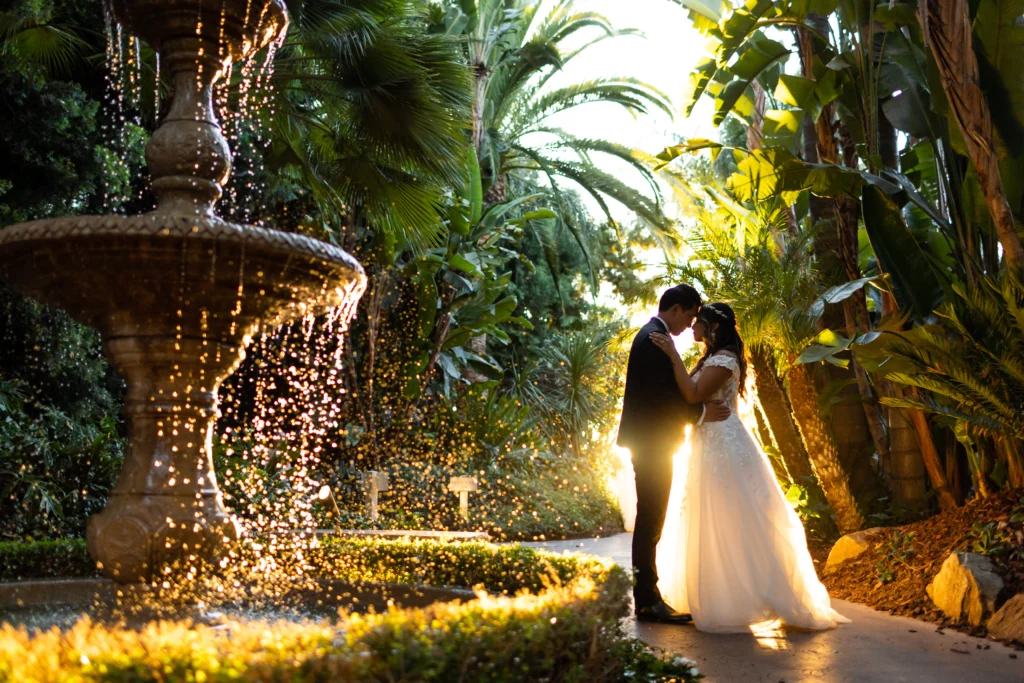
0, 214, 365, 582
109, 0, 288, 66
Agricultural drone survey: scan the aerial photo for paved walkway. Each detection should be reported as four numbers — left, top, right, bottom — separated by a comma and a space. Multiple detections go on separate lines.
525, 533, 1022, 683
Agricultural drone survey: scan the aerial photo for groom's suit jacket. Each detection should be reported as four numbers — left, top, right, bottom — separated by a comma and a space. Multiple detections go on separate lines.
616, 317, 703, 455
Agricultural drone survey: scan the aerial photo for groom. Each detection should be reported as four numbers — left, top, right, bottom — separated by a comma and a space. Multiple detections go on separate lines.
617, 284, 730, 624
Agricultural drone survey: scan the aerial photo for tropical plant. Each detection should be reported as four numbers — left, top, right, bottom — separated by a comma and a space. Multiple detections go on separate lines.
863, 270, 1024, 488
510, 327, 624, 462
0, 1, 90, 76
431, 0, 676, 241
255, 0, 474, 248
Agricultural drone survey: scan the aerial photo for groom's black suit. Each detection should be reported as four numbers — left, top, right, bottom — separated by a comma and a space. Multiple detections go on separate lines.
617, 317, 704, 609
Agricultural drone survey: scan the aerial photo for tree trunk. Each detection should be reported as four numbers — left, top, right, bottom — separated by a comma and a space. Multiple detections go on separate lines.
753, 400, 791, 483
876, 291, 953, 510
903, 396, 959, 511
363, 267, 390, 468
797, 20, 879, 501
749, 345, 815, 482
837, 122, 891, 468
471, 62, 487, 153
922, 0, 1024, 267
752, 400, 775, 450
997, 438, 1024, 489
747, 81, 766, 151
787, 361, 865, 533
887, 405, 927, 511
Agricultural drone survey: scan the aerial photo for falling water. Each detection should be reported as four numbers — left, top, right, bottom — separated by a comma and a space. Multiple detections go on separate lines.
126, 36, 142, 125
153, 52, 161, 122
101, 3, 124, 211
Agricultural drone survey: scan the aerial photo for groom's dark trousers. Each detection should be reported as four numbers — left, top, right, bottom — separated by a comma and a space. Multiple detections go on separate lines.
616, 317, 703, 608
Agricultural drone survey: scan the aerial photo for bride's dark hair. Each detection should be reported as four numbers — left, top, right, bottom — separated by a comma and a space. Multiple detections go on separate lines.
696, 302, 747, 395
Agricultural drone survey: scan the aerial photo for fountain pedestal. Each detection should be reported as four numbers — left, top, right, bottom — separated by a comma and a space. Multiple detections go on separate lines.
87, 335, 241, 582
0, 0, 365, 582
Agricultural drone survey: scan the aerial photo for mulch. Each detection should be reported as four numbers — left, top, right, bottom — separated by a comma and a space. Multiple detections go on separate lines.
821, 488, 1024, 646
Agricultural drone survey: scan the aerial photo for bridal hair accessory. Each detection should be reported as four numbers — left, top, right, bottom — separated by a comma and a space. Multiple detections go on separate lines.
701, 303, 736, 327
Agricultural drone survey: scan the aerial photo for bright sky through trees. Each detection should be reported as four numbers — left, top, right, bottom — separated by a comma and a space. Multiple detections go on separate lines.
533, 0, 715, 221
527, 0, 715, 326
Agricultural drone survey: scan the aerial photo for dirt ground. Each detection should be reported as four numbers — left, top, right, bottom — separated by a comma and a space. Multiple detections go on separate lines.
822, 488, 1024, 645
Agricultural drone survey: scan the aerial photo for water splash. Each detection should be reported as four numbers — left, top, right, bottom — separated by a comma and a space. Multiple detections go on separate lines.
153, 52, 161, 123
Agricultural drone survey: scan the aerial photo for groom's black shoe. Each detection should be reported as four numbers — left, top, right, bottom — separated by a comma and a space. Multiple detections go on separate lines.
635, 601, 692, 625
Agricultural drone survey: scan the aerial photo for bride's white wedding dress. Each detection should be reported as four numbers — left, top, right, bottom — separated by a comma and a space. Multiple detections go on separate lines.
657, 352, 849, 633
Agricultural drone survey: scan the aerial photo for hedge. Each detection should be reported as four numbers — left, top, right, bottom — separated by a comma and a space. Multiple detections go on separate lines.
0, 537, 702, 682
0, 538, 96, 581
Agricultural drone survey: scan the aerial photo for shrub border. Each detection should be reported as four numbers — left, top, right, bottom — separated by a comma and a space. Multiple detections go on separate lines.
0, 538, 700, 681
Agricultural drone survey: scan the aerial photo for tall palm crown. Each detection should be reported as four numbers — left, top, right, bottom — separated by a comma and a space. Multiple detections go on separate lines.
431, 0, 675, 235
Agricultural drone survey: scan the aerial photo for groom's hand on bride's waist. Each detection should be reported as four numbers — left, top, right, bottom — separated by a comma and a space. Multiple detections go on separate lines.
703, 400, 730, 423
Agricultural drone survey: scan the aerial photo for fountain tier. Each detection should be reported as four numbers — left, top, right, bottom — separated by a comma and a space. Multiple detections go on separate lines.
0, 215, 364, 582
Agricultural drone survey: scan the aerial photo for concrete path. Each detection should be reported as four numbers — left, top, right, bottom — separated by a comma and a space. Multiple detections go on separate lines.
525, 533, 1023, 683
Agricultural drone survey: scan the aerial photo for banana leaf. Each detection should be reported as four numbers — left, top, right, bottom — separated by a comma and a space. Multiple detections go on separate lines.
861, 185, 944, 319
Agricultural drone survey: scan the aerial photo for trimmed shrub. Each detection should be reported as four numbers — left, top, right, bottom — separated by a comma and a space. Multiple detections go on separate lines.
0, 538, 96, 581
0, 538, 701, 681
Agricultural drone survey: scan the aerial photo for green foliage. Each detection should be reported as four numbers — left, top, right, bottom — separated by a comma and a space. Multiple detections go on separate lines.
0, 537, 95, 580
0, 538, 702, 682
967, 495, 1024, 565
968, 521, 1014, 563
0, 378, 123, 540
874, 530, 915, 585
433, 0, 677, 242
874, 269, 1024, 443
785, 480, 839, 541
861, 185, 945, 320
310, 536, 608, 591
267, 0, 474, 248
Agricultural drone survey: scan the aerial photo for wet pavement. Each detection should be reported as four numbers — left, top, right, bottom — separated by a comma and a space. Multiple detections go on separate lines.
525, 533, 1023, 683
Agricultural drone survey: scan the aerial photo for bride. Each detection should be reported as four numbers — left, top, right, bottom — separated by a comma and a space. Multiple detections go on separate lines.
648, 302, 849, 633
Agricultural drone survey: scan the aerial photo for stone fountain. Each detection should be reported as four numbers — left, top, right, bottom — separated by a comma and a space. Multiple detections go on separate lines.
0, 0, 365, 583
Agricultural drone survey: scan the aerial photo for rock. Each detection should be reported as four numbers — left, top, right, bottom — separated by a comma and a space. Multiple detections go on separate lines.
926, 552, 1004, 626
825, 528, 886, 573
988, 594, 1024, 642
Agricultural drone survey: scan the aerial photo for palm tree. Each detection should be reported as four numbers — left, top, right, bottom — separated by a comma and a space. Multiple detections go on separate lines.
0, 2, 91, 76
434, 0, 676, 238
875, 270, 1024, 488
267, 0, 474, 249
507, 327, 620, 461
921, 0, 1024, 268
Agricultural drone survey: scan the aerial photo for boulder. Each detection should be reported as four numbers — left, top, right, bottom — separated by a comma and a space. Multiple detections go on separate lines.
825, 528, 886, 573
926, 552, 1004, 625
988, 594, 1024, 642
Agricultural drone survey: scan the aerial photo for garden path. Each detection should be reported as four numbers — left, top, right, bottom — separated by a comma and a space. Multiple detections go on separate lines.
525, 533, 1022, 683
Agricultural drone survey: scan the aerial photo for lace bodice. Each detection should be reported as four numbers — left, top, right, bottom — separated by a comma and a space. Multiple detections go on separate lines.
692, 352, 741, 408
